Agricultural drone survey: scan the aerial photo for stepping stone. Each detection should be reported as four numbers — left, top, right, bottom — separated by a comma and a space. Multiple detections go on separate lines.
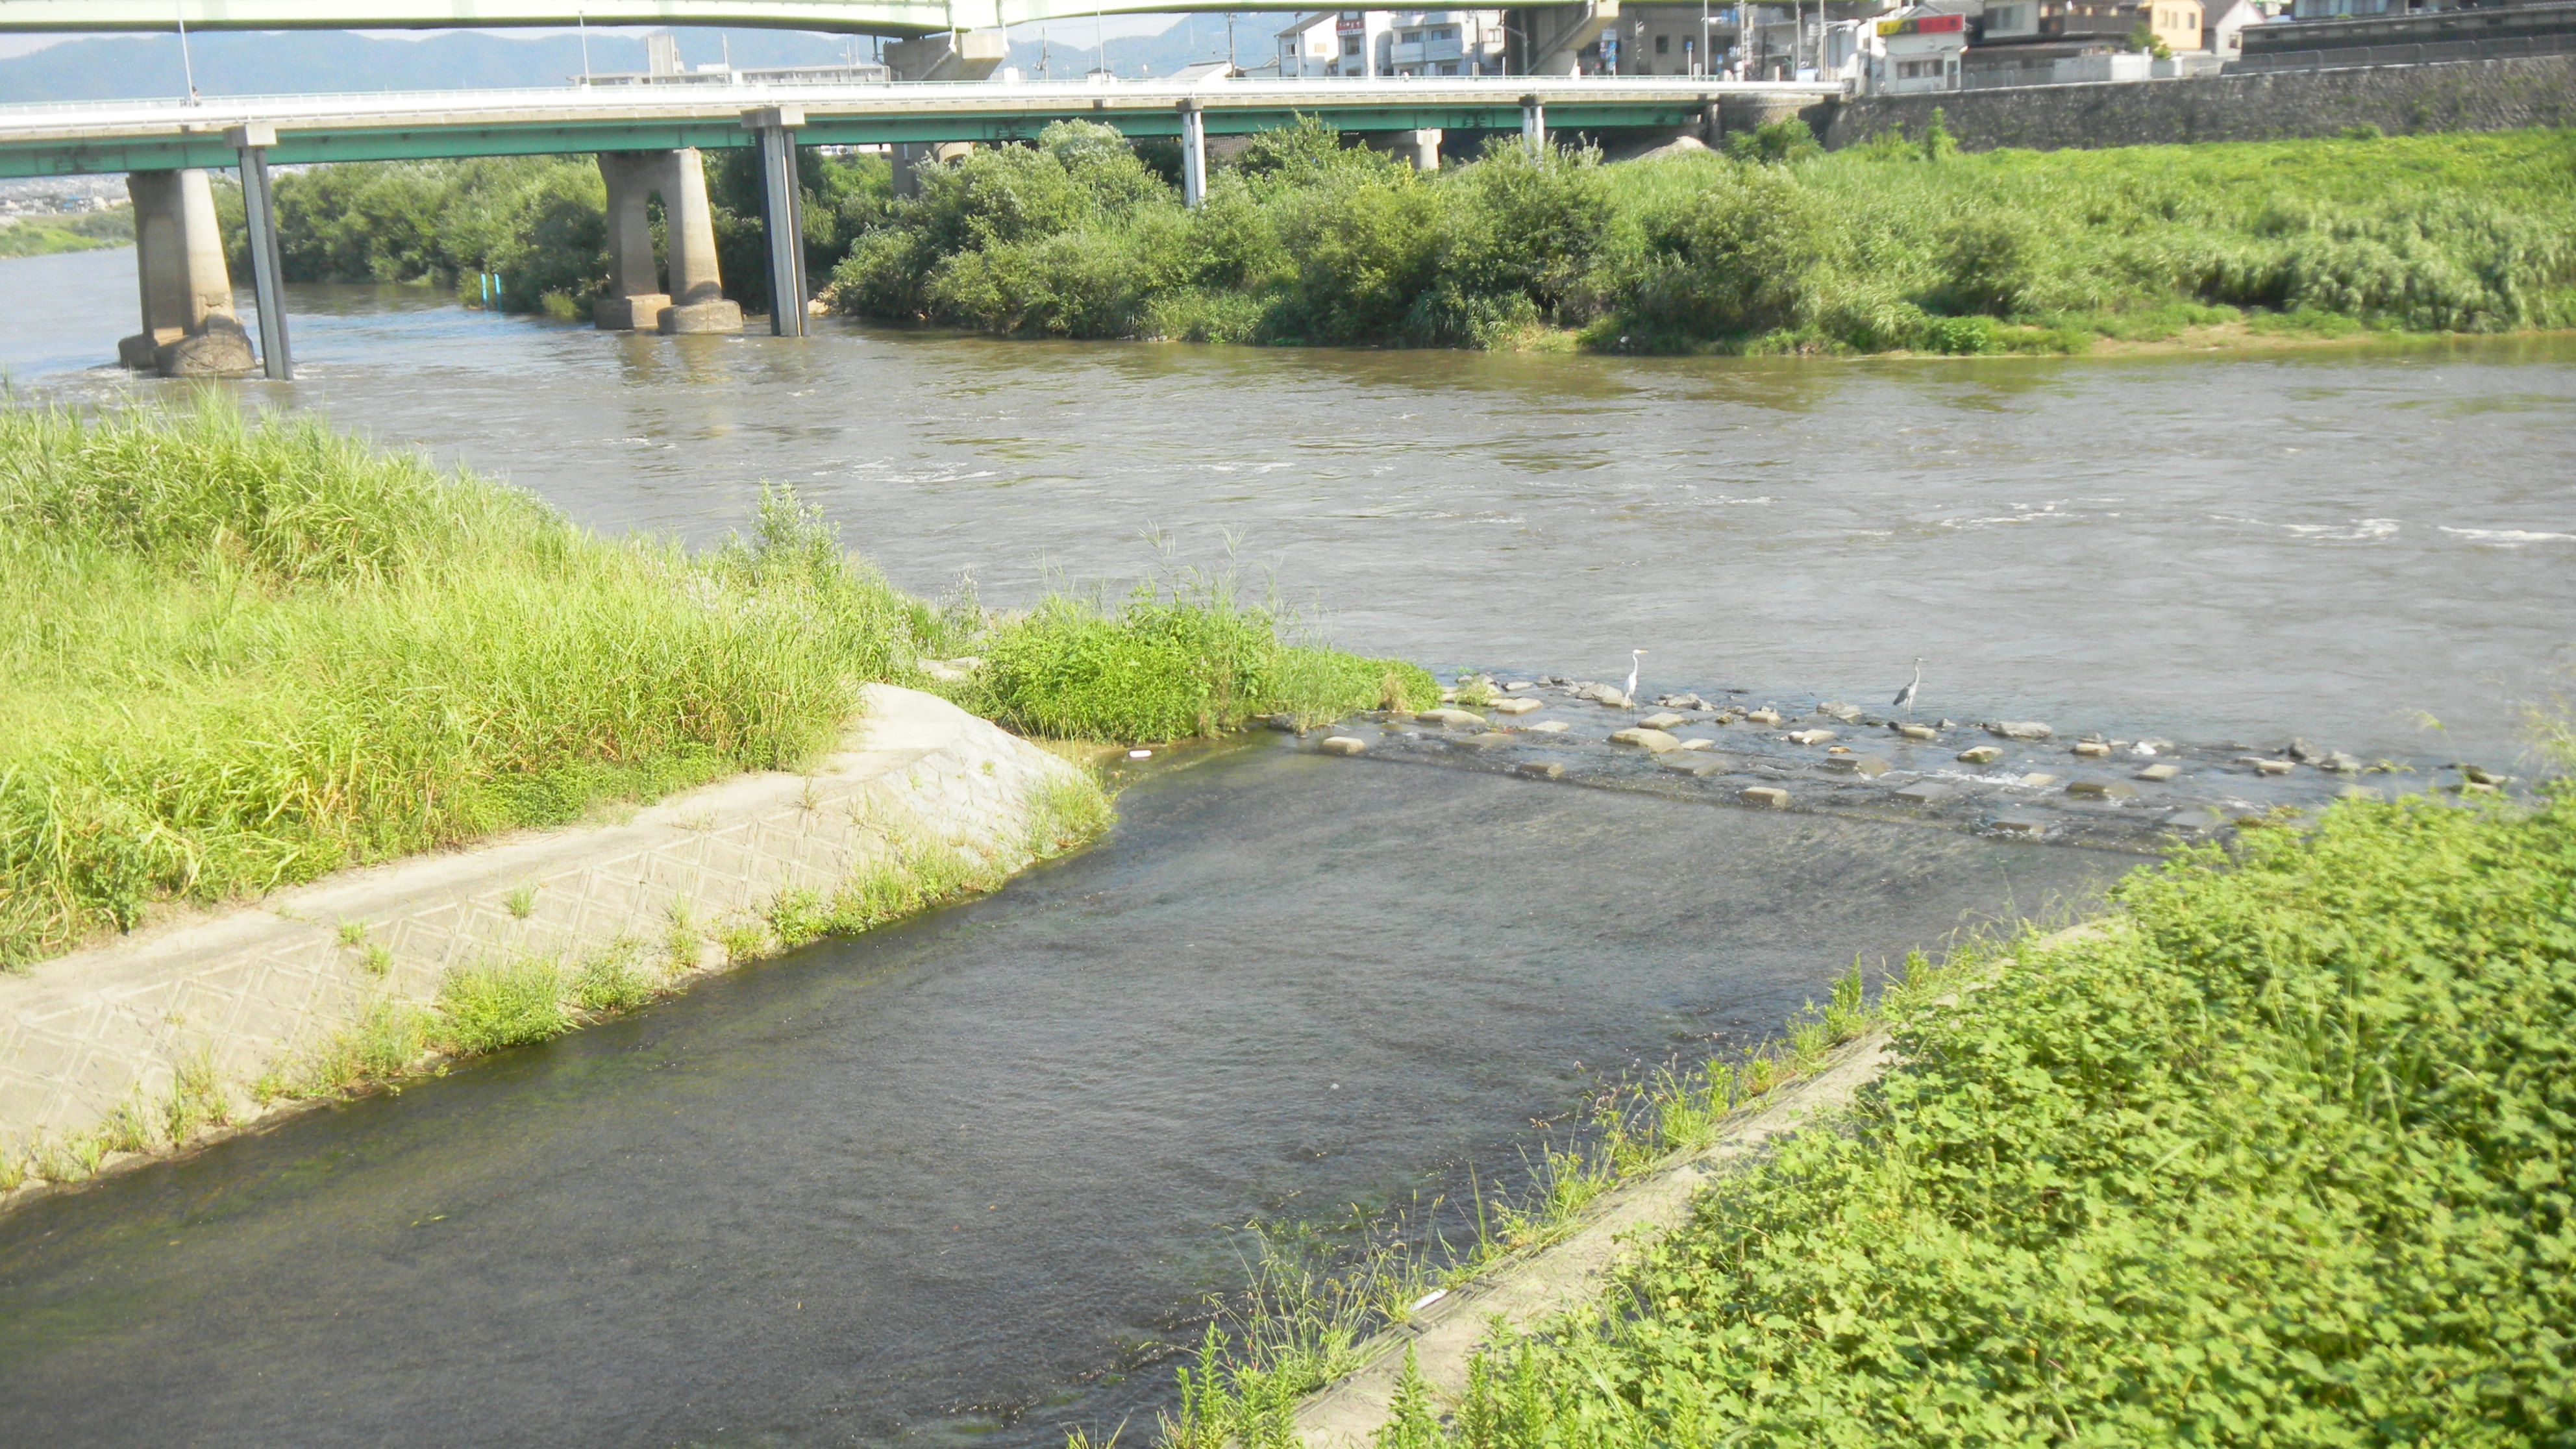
1490, 697, 1542, 715
1504, 682, 1535, 691
1319, 737, 1367, 756
2018, 773, 2061, 787
1416, 708, 1486, 728
1639, 712, 1690, 730
1957, 745, 2003, 764
2239, 758, 2296, 775
1822, 755, 1892, 777
1896, 724, 1938, 741
2135, 763, 2182, 782
1743, 709, 1781, 725
1676, 737, 1717, 750
2164, 808, 2223, 830
1990, 813, 2051, 836
1448, 732, 1513, 749
1740, 786, 1790, 809
1515, 761, 1565, 780
1892, 782, 1957, 803
1816, 702, 1863, 723
1787, 729, 1837, 745
1522, 720, 1571, 734
1659, 756, 1724, 776
1610, 728, 1681, 752
1988, 721, 2054, 740
2072, 741, 2111, 758
2066, 780, 2138, 799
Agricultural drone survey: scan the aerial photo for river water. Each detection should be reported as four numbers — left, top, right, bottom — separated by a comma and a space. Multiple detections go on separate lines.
2, 248, 2572, 1448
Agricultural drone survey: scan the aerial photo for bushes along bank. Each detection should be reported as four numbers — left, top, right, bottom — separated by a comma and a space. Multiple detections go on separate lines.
831, 120, 2576, 354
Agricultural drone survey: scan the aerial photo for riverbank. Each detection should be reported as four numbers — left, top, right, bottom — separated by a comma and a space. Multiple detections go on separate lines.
1230, 773, 2576, 1447
0, 400, 1437, 1195
0, 208, 129, 260
829, 122, 2576, 356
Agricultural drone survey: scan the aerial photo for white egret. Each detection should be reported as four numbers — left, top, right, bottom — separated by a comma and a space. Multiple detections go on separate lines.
1624, 649, 1646, 705
1891, 658, 1923, 717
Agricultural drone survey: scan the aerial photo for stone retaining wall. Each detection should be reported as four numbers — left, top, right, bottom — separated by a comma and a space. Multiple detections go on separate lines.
1818, 55, 2576, 151
0, 686, 1091, 1170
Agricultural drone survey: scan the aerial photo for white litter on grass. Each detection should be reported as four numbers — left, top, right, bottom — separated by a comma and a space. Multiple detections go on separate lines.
1128, 749, 1152, 759
1410, 1289, 1449, 1313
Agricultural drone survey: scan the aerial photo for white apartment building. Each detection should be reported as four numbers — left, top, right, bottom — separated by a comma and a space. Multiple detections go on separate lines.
1274, 10, 1508, 76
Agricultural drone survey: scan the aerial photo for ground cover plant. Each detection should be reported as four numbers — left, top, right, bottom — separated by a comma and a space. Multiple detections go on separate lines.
830, 119, 2576, 354
1346, 783, 2573, 1447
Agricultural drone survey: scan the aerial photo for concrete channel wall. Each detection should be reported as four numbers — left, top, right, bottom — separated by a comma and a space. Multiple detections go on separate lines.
1818, 55, 2576, 150
0, 686, 1090, 1171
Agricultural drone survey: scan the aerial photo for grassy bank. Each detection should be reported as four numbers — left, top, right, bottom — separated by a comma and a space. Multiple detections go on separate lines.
832, 121, 2576, 354
1242, 780, 2569, 1446
0, 208, 132, 260
0, 402, 1429, 971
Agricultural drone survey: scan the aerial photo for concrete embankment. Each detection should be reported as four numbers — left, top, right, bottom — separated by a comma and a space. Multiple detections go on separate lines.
1292, 925, 2091, 1448
0, 685, 1095, 1193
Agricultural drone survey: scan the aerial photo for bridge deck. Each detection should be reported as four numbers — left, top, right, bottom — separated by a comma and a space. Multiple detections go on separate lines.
0, 78, 1842, 179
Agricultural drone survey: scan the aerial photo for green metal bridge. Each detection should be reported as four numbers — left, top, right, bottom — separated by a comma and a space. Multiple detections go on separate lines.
5, 0, 1556, 38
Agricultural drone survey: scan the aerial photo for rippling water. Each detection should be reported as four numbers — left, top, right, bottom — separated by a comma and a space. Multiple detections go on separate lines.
1, 246, 2570, 1447
8, 247, 2573, 765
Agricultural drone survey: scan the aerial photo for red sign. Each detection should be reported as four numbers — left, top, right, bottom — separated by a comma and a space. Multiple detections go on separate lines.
1336, 12, 1366, 33
1877, 11, 1966, 33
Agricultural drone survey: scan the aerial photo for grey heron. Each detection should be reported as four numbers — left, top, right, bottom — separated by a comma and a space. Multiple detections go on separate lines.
1892, 659, 1923, 717
1624, 649, 1647, 705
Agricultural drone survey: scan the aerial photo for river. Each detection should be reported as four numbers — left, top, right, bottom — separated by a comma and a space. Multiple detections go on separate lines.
1, 247, 2571, 1448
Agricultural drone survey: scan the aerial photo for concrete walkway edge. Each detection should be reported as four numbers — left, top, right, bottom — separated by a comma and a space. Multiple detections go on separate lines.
0, 685, 1090, 1180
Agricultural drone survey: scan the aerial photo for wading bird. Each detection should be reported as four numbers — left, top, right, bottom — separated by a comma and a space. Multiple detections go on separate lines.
1892, 658, 1924, 717
1625, 649, 1647, 705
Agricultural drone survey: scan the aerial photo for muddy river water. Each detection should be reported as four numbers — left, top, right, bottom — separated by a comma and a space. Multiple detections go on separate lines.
1, 249, 2571, 1448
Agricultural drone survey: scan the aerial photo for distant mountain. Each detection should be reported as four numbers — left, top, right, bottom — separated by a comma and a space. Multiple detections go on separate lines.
0, 27, 878, 103
0, 17, 1254, 103
1004, 13, 1263, 80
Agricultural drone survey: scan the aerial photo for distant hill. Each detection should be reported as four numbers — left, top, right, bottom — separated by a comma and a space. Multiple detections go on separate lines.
0, 28, 871, 103
0, 17, 1232, 103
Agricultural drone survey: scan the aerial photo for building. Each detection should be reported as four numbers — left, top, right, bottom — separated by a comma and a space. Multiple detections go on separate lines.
577, 29, 890, 86
1607, 3, 1745, 75
1956, 0, 2205, 84
1875, 9, 1972, 88
1274, 10, 1507, 75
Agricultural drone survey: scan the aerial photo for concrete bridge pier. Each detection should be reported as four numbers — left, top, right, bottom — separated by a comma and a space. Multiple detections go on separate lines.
744, 105, 809, 336
117, 167, 256, 377
593, 148, 741, 334
886, 29, 1005, 198
1396, 129, 1443, 171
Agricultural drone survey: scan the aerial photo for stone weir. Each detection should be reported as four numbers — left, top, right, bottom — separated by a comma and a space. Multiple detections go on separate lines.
0, 686, 1093, 1189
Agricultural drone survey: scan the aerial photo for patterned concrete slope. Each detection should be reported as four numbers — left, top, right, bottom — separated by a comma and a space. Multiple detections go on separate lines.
0, 685, 1087, 1162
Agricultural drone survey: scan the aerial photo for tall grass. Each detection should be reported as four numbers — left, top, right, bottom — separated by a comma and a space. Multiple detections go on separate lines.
0, 402, 939, 967
830, 121, 2576, 353
956, 558, 1441, 742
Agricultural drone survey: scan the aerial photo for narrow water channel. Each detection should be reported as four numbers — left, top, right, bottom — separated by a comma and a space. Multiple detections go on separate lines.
0, 740, 2101, 1448
2, 247, 2571, 1447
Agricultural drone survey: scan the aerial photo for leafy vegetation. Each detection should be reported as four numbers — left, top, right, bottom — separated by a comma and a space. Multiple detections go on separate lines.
0, 207, 132, 260
832, 120, 2576, 353
1346, 782, 2576, 1447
